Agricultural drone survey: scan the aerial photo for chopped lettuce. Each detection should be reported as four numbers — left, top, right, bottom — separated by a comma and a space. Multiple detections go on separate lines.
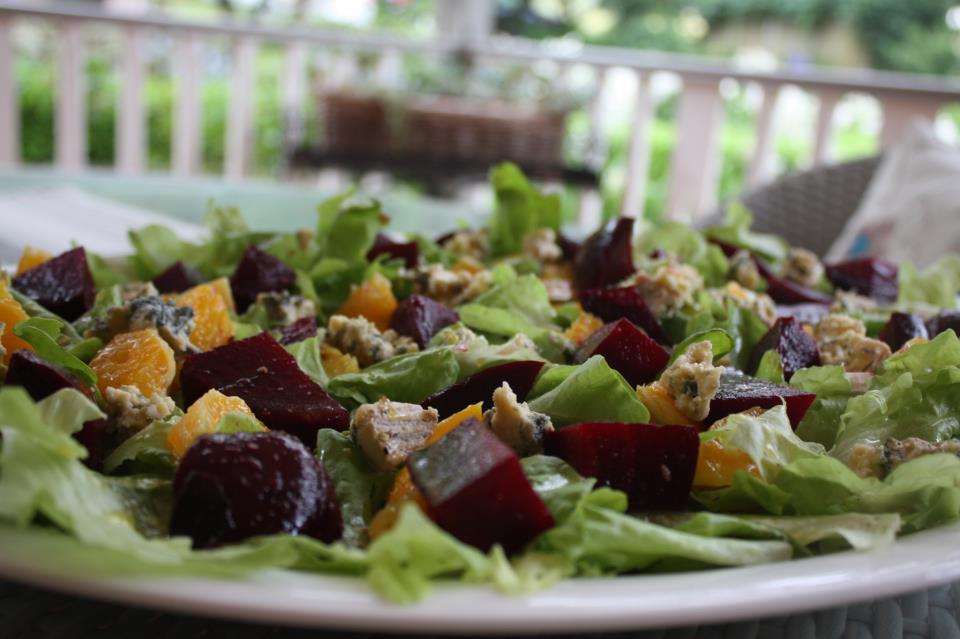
898, 256, 960, 308
637, 221, 729, 287
285, 336, 329, 387
791, 365, 852, 448
754, 350, 785, 384
8, 288, 81, 342
684, 297, 768, 370
13, 318, 97, 389
102, 418, 177, 477
327, 348, 460, 407
315, 199, 384, 264
127, 224, 199, 280
668, 328, 735, 366
704, 202, 789, 264
488, 162, 562, 257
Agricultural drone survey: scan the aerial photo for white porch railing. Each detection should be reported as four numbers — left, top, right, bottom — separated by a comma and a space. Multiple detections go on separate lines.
1, 0, 959, 223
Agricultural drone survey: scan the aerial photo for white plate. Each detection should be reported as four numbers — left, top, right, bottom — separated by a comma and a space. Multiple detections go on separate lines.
2, 522, 960, 634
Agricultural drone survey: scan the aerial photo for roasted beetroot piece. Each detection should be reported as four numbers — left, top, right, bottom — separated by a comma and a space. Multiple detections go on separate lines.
367, 233, 420, 269
575, 319, 669, 386
151, 261, 205, 294
557, 233, 582, 262
422, 360, 545, 419
5, 350, 106, 469
748, 317, 820, 381
926, 311, 960, 338
706, 371, 816, 429
11, 247, 95, 321
579, 286, 670, 345
776, 303, 831, 325
879, 312, 928, 351
573, 217, 635, 290
170, 431, 342, 549
545, 422, 698, 510
764, 274, 832, 306
825, 257, 898, 304
229, 245, 296, 312
277, 316, 318, 345
390, 294, 459, 348
180, 332, 349, 444
407, 418, 554, 554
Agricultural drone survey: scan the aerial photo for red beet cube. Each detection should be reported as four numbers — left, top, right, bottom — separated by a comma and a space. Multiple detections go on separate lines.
573, 217, 636, 290
825, 257, 898, 304
927, 311, 960, 338
544, 421, 699, 511
706, 371, 816, 428
579, 286, 669, 344
170, 431, 342, 549
764, 274, 832, 306
879, 312, 928, 351
390, 294, 459, 348
367, 233, 420, 269
748, 316, 820, 380
229, 245, 296, 312
421, 360, 545, 419
180, 332, 349, 444
407, 419, 554, 554
575, 319, 669, 386
557, 233, 582, 261
276, 316, 318, 345
151, 261, 205, 294
11, 247, 95, 321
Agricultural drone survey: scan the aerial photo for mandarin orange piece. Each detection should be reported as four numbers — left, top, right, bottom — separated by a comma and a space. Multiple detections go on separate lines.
563, 309, 604, 345
636, 383, 700, 427
0, 278, 33, 365
337, 272, 397, 331
178, 281, 235, 351
15, 246, 53, 276
320, 343, 360, 377
90, 328, 176, 396
167, 389, 262, 459
693, 438, 760, 489
207, 277, 236, 313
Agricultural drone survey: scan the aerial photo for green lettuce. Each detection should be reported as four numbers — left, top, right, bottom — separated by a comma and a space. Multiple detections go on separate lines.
685, 297, 768, 370
898, 256, 960, 308
488, 162, 562, 257
637, 222, 729, 287
102, 419, 177, 477
791, 365, 852, 448
667, 328, 735, 366
13, 318, 97, 389
704, 202, 789, 264
127, 224, 199, 280
328, 348, 459, 407
285, 336, 329, 387
8, 288, 81, 341
315, 198, 383, 264
754, 350, 785, 384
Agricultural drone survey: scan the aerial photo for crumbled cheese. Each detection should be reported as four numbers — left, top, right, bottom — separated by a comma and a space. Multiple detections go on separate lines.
495, 333, 539, 356
104, 384, 176, 437
522, 228, 563, 263
659, 340, 722, 422
814, 314, 891, 373
431, 324, 482, 348
729, 250, 762, 290
325, 314, 418, 368
849, 437, 960, 479
627, 260, 704, 316
542, 278, 573, 303
414, 263, 492, 307
831, 290, 878, 314
781, 247, 824, 288
351, 397, 439, 470
847, 442, 885, 479
441, 229, 490, 262
252, 291, 316, 326
483, 382, 553, 456
718, 282, 778, 326
89, 295, 196, 353
119, 281, 159, 303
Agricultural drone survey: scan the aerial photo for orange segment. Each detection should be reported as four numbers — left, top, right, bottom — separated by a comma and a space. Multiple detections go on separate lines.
693, 438, 760, 489
320, 343, 360, 378
426, 402, 483, 445
563, 308, 604, 345
167, 389, 261, 458
636, 383, 699, 426
0, 278, 34, 365
15, 246, 53, 276
337, 272, 397, 331
206, 277, 236, 313
90, 328, 176, 396
178, 281, 235, 351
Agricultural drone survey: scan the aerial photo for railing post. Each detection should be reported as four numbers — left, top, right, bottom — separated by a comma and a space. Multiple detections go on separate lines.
620, 70, 654, 219
281, 41, 308, 154
172, 31, 202, 177
812, 88, 842, 165
0, 15, 18, 169
666, 77, 723, 222
117, 25, 146, 174
879, 93, 943, 147
55, 19, 86, 170
746, 81, 781, 187
224, 36, 257, 180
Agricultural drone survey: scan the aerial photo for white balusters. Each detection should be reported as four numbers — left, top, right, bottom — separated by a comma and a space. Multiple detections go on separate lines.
116, 26, 146, 174
281, 41, 308, 151
811, 88, 841, 165
666, 77, 723, 222
55, 20, 86, 170
0, 15, 17, 168
224, 37, 257, 180
172, 32, 202, 177
879, 93, 943, 147
746, 82, 781, 187
620, 70, 654, 219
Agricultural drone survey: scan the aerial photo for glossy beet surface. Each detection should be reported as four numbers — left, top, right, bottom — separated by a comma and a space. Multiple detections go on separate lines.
422, 360, 545, 419
578, 286, 670, 344
170, 431, 342, 549
706, 371, 816, 428
926, 311, 960, 338
764, 275, 832, 306
277, 317, 318, 345
557, 233, 582, 262
545, 422, 699, 510
229, 245, 296, 312
408, 419, 554, 554
390, 294, 459, 348
151, 261, 205, 294
879, 312, 928, 352
575, 319, 669, 386
180, 332, 349, 444
825, 257, 898, 304
748, 317, 820, 381
11, 247, 95, 321
573, 217, 635, 290
367, 233, 420, 269
5, 350, 106, 469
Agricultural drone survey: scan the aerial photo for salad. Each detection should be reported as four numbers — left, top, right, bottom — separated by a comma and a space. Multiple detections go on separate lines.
3, 162, 960, 604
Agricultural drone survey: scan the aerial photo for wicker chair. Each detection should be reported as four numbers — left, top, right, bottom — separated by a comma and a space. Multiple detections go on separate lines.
707, 155, 882, 257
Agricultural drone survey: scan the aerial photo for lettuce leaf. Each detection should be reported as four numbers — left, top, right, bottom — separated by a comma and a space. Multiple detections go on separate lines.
315, 199, 383, 264
488, 162, 562, 257
684, 297, 768, 371
521, 455, 598, 524
704, 202, 789, 264
668, 328, 735, 366
285, 336, 329, 387
898, 256, 960, 308
754, 350, 785, 384
791, 365, 852, 448
127, 224, 199, 280
637, 222, 729, 287
13, 318, 97, 389
327, 348, 459, 407
8, 288, 81, 342
102, 419, 177, 477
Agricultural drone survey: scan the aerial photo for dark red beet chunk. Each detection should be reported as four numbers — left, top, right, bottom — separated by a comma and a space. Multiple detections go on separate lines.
11, 247, 94, 321
180, 332, 349, 444
557, 233, 582, 262
422, 360, 545, 419
777, 303, 831, 325
748, 317, 820, 381
408, 419, 554, 554
926, 311, 960, 338
151, 261, 205, 294
229, 245, 296, 312
765, 274, 832, 306
170, 431, 342, 549
575, 319, 669, 386
5, 350, 106, 469
277, 316, 318, 345
879, 312, 928, 351
367, 233, 420, 269
390, 294, 459, 348
545, 422, 698, 510
579, 286, 670, 345
573, 217, 635, 290
825, 257, 898, 304
706, 371, 816, 429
